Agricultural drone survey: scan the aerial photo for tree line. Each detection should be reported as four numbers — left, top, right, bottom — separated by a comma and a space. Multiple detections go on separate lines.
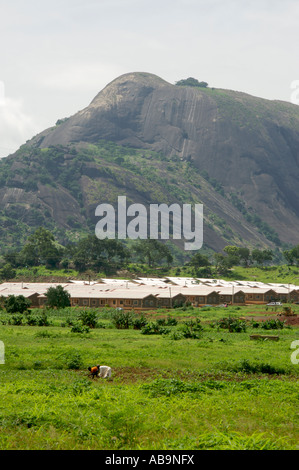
0, 227, 298, 279
188, 245, 299, 275
0, 227, 174, 276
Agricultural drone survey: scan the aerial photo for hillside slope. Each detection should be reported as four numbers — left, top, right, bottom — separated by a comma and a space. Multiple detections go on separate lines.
0, 72, 298, 255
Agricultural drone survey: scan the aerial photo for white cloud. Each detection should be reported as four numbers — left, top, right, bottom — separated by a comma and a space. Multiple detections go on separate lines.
0, 0, 298, 144
0, 95, 38, 158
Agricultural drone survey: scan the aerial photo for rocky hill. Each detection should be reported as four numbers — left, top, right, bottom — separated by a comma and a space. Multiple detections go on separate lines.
0, 72, 298, 257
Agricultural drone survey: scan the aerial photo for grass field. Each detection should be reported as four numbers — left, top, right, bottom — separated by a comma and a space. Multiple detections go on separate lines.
0, 304, 298, 450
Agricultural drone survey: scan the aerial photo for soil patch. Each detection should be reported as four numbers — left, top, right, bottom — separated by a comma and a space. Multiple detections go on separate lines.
276, 314, 299, 326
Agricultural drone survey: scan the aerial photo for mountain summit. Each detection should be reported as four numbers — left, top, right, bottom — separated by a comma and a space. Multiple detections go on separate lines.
0, 72, 299, 254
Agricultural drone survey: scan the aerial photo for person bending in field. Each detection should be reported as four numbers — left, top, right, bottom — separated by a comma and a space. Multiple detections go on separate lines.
98, 365, 112, 379
88, 365, 112, 379
88, 365, 100, 379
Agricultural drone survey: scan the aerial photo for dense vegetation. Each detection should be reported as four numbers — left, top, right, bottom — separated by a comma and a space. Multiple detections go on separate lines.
0, 226, 298, 281
0, 140, 286, 258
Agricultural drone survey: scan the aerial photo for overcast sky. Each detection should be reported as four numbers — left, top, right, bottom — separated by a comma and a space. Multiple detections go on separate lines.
1, 0, 299, 157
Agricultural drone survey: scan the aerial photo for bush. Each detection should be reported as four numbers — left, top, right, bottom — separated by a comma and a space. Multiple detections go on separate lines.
216, 316, 246, 333
234, 359, 286, 375
71, 322, 90, 334
260, 319, 285, 330
36, 312, 50, 326
4, 295, 31, 314
26, 314, 38, 326
77, 309, 98, 328
141, 321, 170, 335
180, 318, 203, 339
133, 314, 148, 330
168, 330, 185, 341
9, 314, 23, 325
110, 310, 135, 329
67, 352, 83, 370
166, 315, 178, 326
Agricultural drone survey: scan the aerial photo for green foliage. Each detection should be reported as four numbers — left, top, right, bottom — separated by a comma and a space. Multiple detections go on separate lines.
4, 295, 31, 314
66, 236, 129, 273
66, 352, 83, 370
8, 314, 23, 325
283, 244, 299, 265
0, 264, 16, 281
179, 318, 203, 338
70, 322, 90, 334
132, 313, 148, 330
25, 312, 50, 327
233, 359, 287, 375
45, 285, 71, 309
215, 316, 247, 333
140, 321, 170, 335
260, 319, 285, 330
110, 309, 135, 329
175, 77, 208, 88
0, 302, 298, 450
21, 227, 63, 268
133, 239, 173, 267
77, 309, 98, 328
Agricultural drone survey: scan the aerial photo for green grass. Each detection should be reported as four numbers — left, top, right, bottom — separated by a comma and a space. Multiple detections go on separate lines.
0, 305, 298, 450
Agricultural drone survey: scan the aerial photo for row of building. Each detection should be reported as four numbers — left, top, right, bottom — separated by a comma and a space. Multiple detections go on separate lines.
0, 276, 298, 310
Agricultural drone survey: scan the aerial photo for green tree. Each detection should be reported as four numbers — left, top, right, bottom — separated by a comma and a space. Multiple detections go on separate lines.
133, 239, 173, 267
283, 245, 299, 266
67, 236, 130, 272
189, 252, 210, 267
0, 264, 16, 281
4, 295, 31, 314
238, 247, 251, 266
45, 285, 71, 309
252, 248, 273, 266
213, 253, 235, 274
21, 227, 63, 268
175, 77, 208, 88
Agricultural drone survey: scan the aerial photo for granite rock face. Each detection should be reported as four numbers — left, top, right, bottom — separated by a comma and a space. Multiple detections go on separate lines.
34, 72, 299, 246
1, 72, 299, 251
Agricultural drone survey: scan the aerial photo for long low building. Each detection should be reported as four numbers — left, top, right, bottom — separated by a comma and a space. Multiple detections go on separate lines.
0, 278, 298, 309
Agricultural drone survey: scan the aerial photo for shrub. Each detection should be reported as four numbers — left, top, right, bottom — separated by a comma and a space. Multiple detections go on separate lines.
234, 359, 286, 375
133, 314, 148, 330
168, 330, 185, 340
141, 321, 170, 335
9, 314, 23, 325
26, 314, 38, 326
110, 310, 135, 329
4, 295, 31, 314
250, 320, 260, 329
260, 319, 285, 330
63, 352, 83, 370
180, 318, 203, 339
36, 312, 50, 326
166, 315, 178, 326
216, 316, 246, 333
71, 322, 90, 334
77, 309, 98, 328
